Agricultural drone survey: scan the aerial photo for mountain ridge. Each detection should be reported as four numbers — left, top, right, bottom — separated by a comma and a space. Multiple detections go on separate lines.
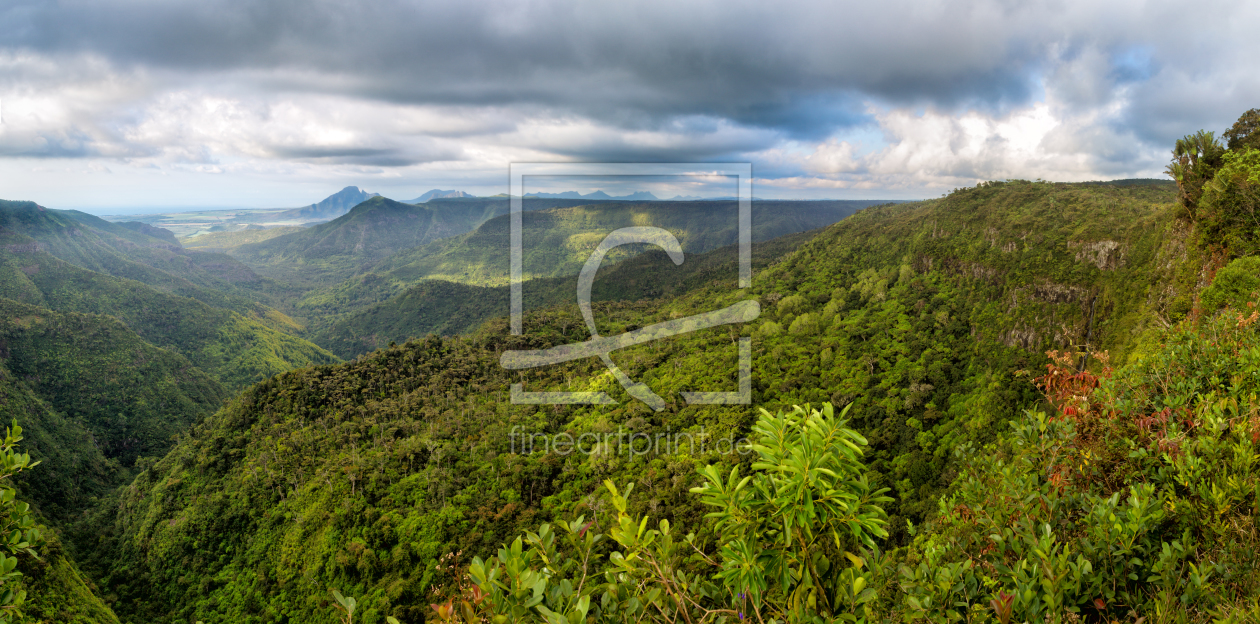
0, 200, 308, 327
274, 186, 380, 222
227, 196, 640, 286
0, 239, 339, 391
406, 189, 475, 202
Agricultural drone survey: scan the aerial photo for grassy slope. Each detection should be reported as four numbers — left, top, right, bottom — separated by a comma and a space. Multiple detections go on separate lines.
72, 181, 1197, 624
311, 228, 821, 359
180, 227, 306, 253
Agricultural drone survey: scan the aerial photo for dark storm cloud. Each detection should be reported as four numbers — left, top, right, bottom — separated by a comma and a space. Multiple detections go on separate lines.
268, 145, 408, 164
3, 0, 1258, 188
1, 0, 1058, 138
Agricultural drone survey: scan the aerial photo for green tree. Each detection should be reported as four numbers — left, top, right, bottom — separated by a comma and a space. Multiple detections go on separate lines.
1224, 107, 1260, 152
1200, 255, 1260, 313
1197, 148, 1260, 253
1167, 130, 1226, 218
692, 403, 891, 620
0, 422, 43, 624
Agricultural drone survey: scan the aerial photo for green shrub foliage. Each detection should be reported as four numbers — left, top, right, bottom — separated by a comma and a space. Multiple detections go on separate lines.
455, 403, 890, 623
437, 306, 1260, 623
0, 422, 44, 623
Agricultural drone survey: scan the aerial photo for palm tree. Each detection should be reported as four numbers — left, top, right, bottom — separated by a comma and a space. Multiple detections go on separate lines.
1166, 130, 1225, 218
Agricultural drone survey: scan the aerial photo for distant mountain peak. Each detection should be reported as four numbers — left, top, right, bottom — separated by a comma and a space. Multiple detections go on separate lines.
408, 189, 476, 203
522, 190, 660, 201
276, 187, 380, 222
619, 191, 658, 201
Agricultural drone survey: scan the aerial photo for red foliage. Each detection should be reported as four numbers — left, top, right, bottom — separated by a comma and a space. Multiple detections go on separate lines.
1034, 350, 1111, 426
1033, 350, 1113, 491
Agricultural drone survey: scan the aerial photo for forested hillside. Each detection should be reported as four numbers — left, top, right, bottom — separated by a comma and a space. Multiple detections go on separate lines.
0, 201, 288, 319
0, 239, 337, 391
62, 174, 1222, 624
355, 200, 864, 289
230, 197, 633, 286
292, 200, 867, 334
0, 362, 117, 522
0, 200, 341, 622
0, 298, 228, 470
311, 229, 819, 359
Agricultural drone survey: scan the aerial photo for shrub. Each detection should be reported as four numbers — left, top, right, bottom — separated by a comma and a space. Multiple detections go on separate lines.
442, 403, 892, 623
1200, 256, 1260, 314
1198, 148, 1260, 254
0, 422, 43, 624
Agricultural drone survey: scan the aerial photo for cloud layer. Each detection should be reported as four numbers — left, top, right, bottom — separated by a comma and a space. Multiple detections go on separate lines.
1, 0, 1257, 208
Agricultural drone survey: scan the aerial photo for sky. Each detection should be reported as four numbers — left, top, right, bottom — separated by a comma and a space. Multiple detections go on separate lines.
1, 0, 1258, 214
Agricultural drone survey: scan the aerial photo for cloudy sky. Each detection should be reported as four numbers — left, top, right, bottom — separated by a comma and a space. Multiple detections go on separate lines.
1, 0, 1257, 213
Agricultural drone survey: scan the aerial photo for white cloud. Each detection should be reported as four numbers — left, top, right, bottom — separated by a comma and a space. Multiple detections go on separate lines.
774, 75, 1172, 195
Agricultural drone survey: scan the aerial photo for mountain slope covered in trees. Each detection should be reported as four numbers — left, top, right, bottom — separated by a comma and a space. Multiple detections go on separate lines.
65, 178, 1210, 623
292, 200, 871, 332
359, 200, 868, 289
310, 228, 820, 358
0, 239, 338, 391
230, 197, 632, 286
0, 200, 309, 332
0, 298, 229, 470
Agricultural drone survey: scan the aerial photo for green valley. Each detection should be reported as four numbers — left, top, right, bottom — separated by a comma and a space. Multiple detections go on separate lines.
181, 227, 307, 254
290, 200, 876, 332
228, 197, 651, 286
356, 199, 870, 288
310, 228, 820, 359
0, 298, 227, 469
